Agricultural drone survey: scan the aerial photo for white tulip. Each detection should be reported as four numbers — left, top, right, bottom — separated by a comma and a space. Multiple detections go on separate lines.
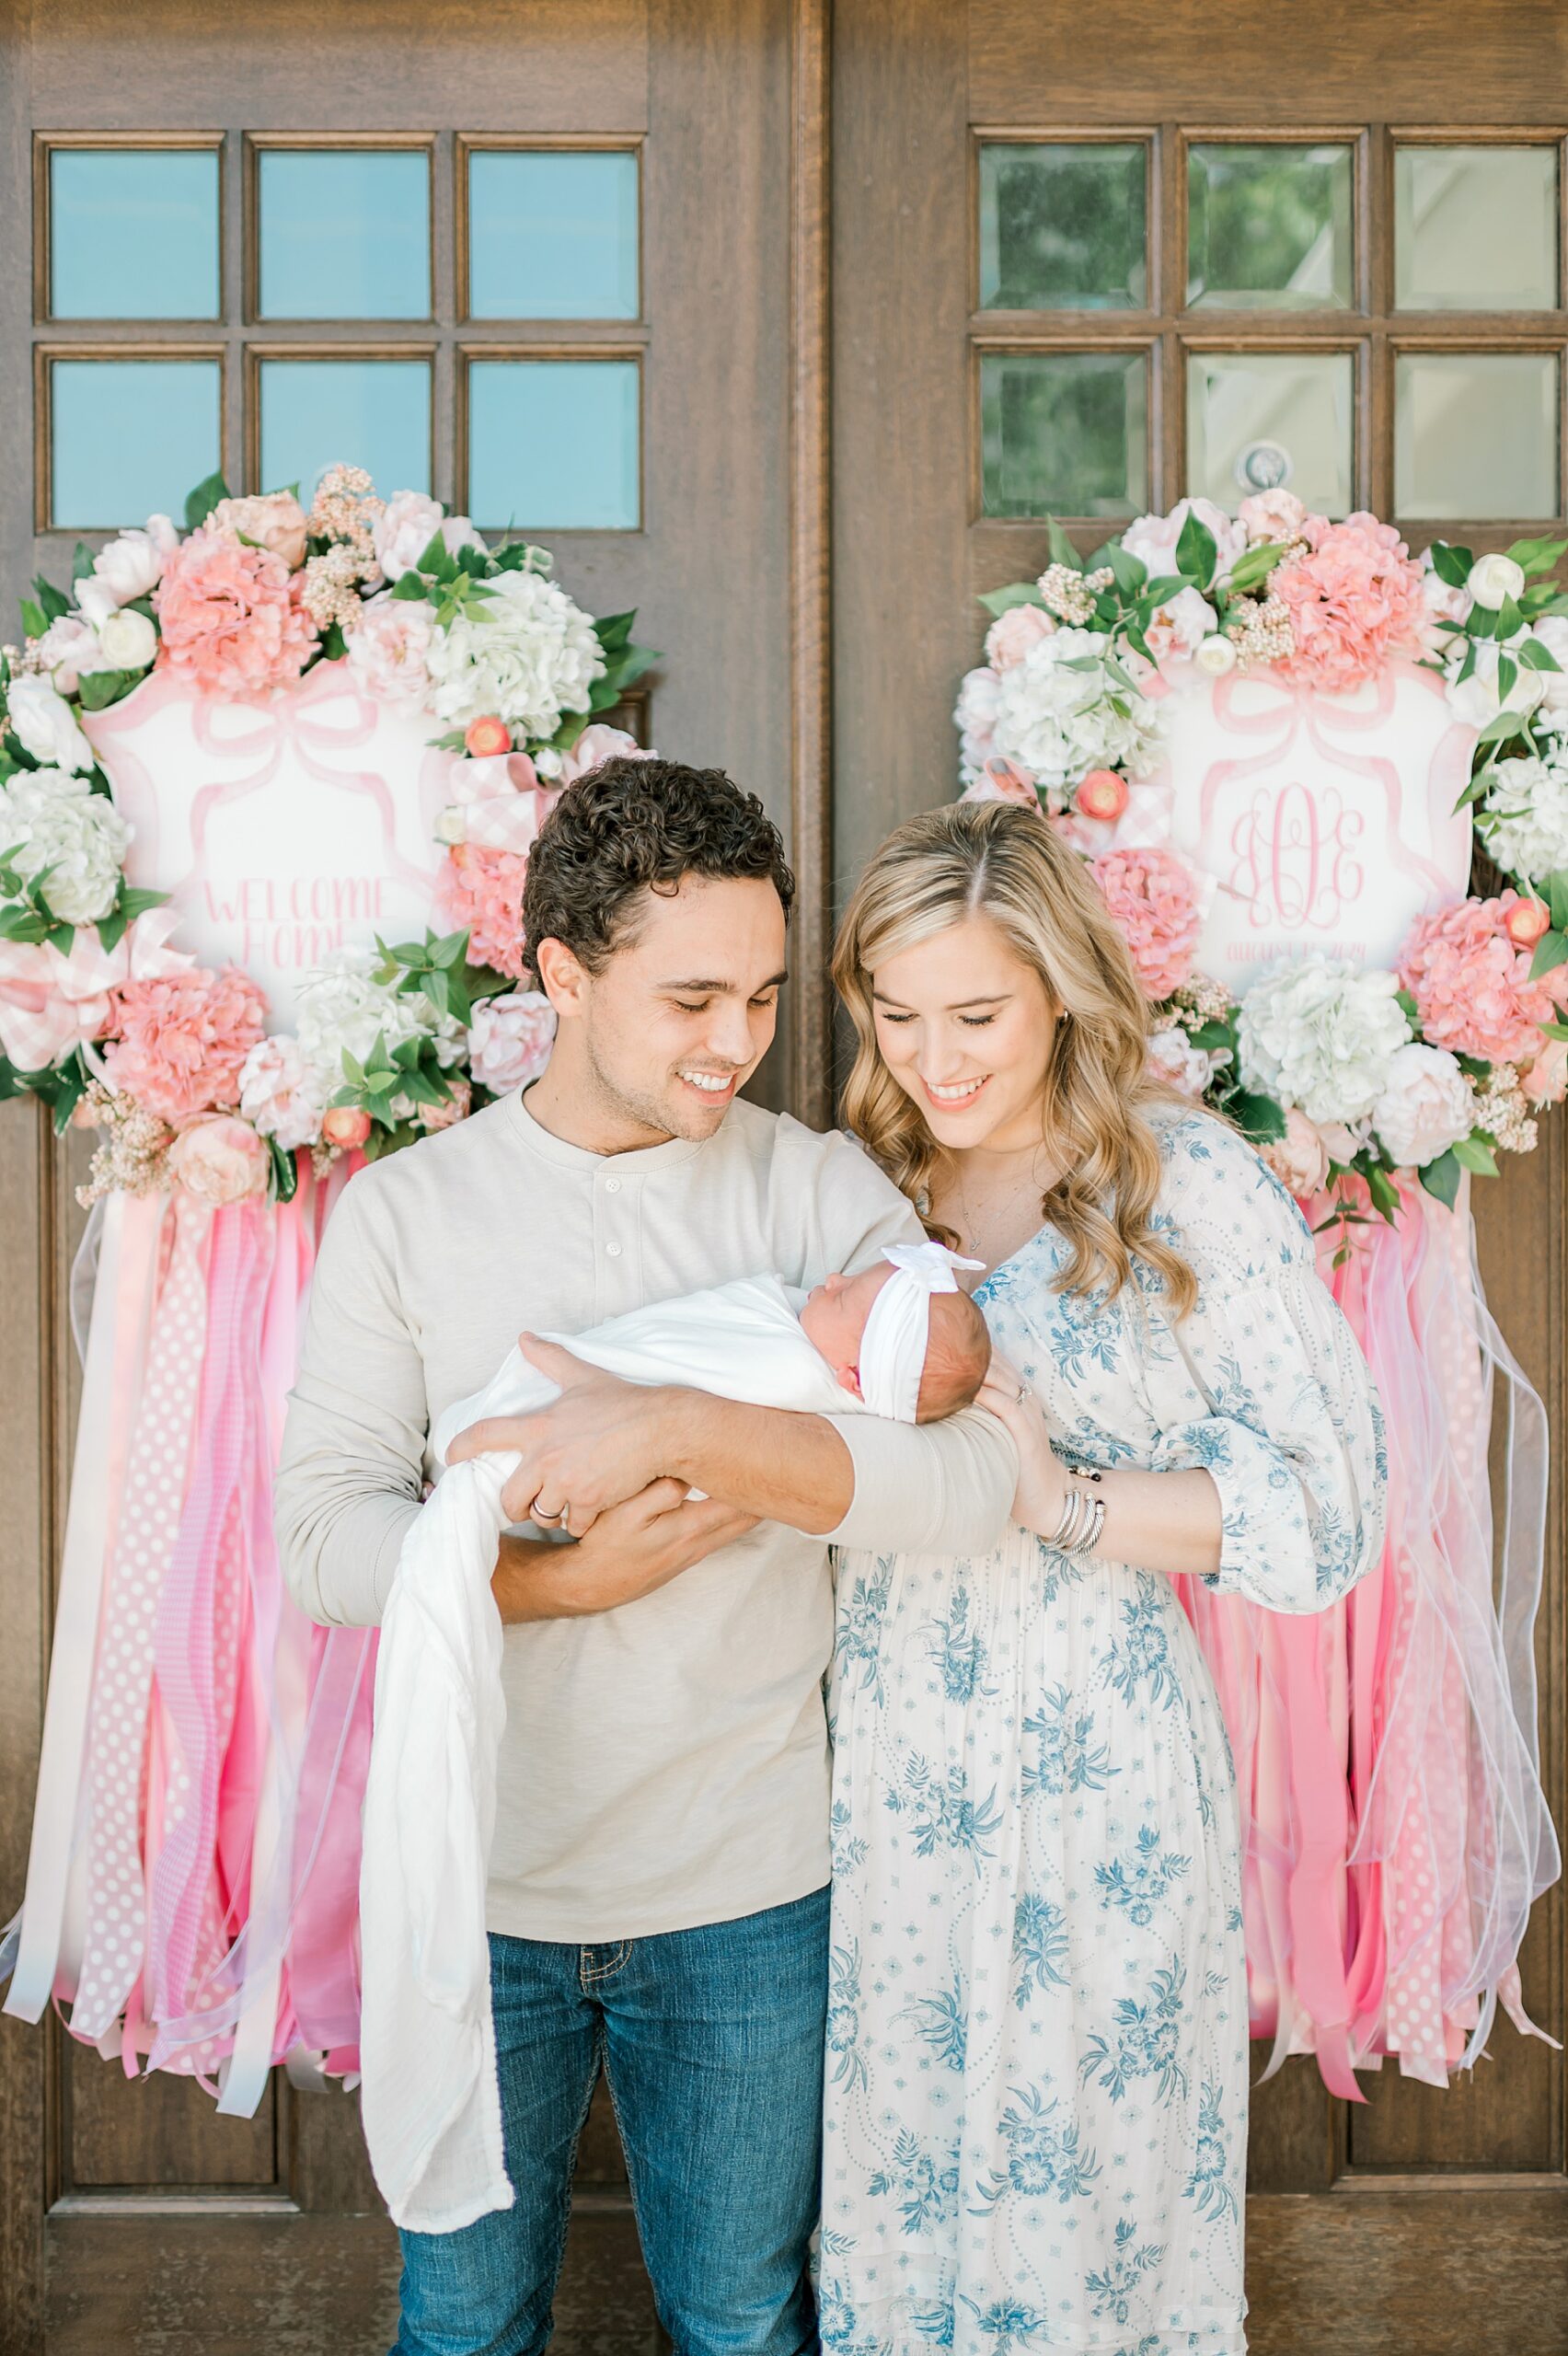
1467, 552, 1527, 608
6, 674, 95, 773
96, 607, 157, 671
1194, 633, 1238, 677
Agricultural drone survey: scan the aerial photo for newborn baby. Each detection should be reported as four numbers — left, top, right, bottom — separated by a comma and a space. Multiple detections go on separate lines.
360, 1242, 988, 2235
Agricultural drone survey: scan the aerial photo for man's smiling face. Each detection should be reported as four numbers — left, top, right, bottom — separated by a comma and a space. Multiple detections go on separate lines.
537, 871, 789, 1148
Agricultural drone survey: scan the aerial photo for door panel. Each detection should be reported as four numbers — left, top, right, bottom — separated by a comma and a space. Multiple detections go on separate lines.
832, 2, 1566, 2347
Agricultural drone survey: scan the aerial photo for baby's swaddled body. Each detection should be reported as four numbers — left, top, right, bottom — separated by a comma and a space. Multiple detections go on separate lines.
361, 1254, 987, 2237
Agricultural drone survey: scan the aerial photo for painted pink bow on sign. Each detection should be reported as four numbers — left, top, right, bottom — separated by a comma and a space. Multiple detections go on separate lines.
0, 906, 192, 1071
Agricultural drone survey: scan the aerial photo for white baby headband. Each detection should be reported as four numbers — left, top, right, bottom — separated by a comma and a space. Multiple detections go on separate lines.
858, 1241, 985, 1423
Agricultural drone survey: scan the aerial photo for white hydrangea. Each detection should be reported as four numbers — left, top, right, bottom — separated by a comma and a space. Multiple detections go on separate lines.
1236, 954, 1411, 1126
294, 948, 467, 1121
953, 665, 1001, 782
988, 627, 1165, 796
424, 570, 605, 740
1479, 748, 1568, 882
0, 767, 130, 924
1370, 1042, 1475, 1171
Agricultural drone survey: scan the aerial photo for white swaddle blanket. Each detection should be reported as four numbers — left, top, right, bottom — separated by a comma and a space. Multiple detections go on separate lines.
359, 1273, 873, 2235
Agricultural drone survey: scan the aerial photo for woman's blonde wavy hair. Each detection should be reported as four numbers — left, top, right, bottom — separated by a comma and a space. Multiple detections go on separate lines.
833, 799, 1203, 1317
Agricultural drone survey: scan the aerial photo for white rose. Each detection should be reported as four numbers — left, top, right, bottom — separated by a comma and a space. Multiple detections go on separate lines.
1478, 750, 1568, 882
0, 766, 130, 923
1528, 614, 1568, 711
1144, 586, 1216, 666
32, 613, 111, 695
990, 627, 1165, 794
1194, 632, 1238, 677
1147, 1025, 1229, 1099
1445, 636, 1547, 728
345, 593, 437, 706
1236, 954, 1410, 1126
374, 491, 486, 583
96, 607, 158, 671
1120, 498, 1247, 586
1467, 552, 1527, 609
534, 746, 563, 780
238, 1034, 328, 1152
6, 674, 95, 773
423, 569, 605, 739
467, 990, 557, 1094
433, 803, 467, 846
87, 515, 179, 612
1371, 1043, 1474, 1171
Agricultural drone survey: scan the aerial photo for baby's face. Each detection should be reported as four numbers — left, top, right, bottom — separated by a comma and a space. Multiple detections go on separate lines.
798, 1263, 896, 1396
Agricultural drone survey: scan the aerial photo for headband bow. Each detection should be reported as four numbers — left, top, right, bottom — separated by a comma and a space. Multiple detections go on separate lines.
858, 1241, 985, 1423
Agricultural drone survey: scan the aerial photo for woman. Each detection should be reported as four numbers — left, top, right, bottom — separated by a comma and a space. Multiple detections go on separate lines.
820, 801, 1385, 2356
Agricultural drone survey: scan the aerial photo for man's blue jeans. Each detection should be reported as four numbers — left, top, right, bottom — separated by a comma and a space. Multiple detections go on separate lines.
392, 1886, 830, 2356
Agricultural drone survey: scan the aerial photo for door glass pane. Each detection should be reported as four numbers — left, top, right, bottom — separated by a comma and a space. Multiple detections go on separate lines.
1187, 144, 1354, 310
50, 148, 219, 320
467, 359, 640, 528
259, 359, 431, 501
979, 350, 1147, 517
978, 143, 1147, 311
468, 149, 639, 319
1395, 146, 1559, 311
1187, 351, 1354, 515
51, 358, 221, 527
1395, 351, 1559, 519
258, 149, 430, 319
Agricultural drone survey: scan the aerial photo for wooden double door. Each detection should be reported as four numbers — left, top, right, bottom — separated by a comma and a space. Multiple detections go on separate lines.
1, 2, 1564, 2350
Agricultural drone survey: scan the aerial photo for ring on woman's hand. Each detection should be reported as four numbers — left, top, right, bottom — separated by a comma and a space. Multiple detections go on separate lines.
1014, 1381, 1030, 1404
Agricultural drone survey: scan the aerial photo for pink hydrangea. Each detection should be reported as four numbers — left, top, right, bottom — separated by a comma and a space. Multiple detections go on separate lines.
104, 964, 268, 1123
1090, 847, 1205, 1000
436, 844, 529, 977
1399, 892, 1568, 1067
155, 526, 318, 698
1271, 514, 1427, 695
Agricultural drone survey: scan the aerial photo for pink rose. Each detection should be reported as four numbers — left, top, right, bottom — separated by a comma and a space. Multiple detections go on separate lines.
559, 723, 654, 789
1143, 586, 1216, 667
984, 606, 1056, 671
321, 1104, 372, 1149
1091, 846, 1204, 999
1262, 1107, 1332, 1199
467, 990, 557, 1093
346, 594, 436, 705
419, 1075, 472, 1131
167, 1114, 270, 1206
961, 758, 1039, 810
1236, 489, 1318, 549
209, 491, 309, 571
1520, 1034, 1568, 1106
1399, 891, 1568, 1067
154, 528, 317, 698
237, 1034, 326, 1151
104, 963, 268, 1123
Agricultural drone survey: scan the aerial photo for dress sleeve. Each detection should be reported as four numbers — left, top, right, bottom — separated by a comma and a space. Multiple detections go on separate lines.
1145, 1255, 1387, 1612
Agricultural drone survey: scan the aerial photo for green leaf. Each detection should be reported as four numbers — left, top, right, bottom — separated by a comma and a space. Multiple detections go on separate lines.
1175, 511, 1217, 591
1364, 1163, 1401, 1219
1544, 869, 1568, 930
978, 582, 1048, 619
1474, 708, 1528, 747
0, 904, 51, 944
1185, 1019, 1233, 1051
1045, 516, 1083, 573
415, 526, 456, 580
390, 570, 429, 603
1496, 595, 1525, 641
1225, 1087, 1286, 1142
95, 905, 128, 953
1506, 535, 1568, 574
318, 620, 348, 663
119, 884, 167, 922
1528, 928, 1568, 977
1518, 636, 1562, 671
429, 928, 467, 968
267, 1136, 299, 1203
18, 598, 48, 641
1496, 654, 1518, 706
76, 665, 143, 711
1429, 541, 1474, 589
1419, 1148, 1462, 1209
606, 643, 660, 691
1451, 1133, 1500, 1177
31, 576, 69, 625
72, 542, 96, 583
1101, 540, 1147, 595
182, 470, 230, 531
1224, 540, 1290, 595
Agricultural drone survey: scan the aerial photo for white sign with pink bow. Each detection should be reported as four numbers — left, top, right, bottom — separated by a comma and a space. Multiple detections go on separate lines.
952, 495, 1563, 2100
1, 470, 656, 2119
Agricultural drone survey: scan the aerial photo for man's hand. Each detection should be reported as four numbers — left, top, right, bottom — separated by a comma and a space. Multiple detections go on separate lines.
490, 1479, 757, 1623
449, 1336, 680, 1534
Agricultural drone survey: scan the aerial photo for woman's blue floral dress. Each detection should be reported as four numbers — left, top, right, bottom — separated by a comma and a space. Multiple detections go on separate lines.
822, 1115, 1386, 2356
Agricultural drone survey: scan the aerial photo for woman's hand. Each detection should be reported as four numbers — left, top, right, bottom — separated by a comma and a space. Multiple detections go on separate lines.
975, 1349, 1069, 1541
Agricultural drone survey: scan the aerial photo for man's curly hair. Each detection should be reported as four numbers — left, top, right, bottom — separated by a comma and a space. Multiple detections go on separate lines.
522, 756, 795, 976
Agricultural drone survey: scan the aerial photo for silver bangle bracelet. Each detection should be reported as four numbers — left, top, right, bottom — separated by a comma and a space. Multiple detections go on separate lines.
1046, 1485, 1083, 1552
1064, 1495, 1106, 1557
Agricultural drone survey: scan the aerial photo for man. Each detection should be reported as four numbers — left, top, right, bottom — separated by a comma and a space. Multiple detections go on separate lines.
276, 758, 1015, 2356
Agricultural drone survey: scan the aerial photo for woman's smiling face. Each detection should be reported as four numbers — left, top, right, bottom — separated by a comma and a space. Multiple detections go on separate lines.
870, 914, 1057, 1154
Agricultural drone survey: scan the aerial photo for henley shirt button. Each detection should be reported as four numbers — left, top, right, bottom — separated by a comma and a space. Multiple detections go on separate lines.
605, 1177, 622, 1194
605, 1242, 622, 1257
